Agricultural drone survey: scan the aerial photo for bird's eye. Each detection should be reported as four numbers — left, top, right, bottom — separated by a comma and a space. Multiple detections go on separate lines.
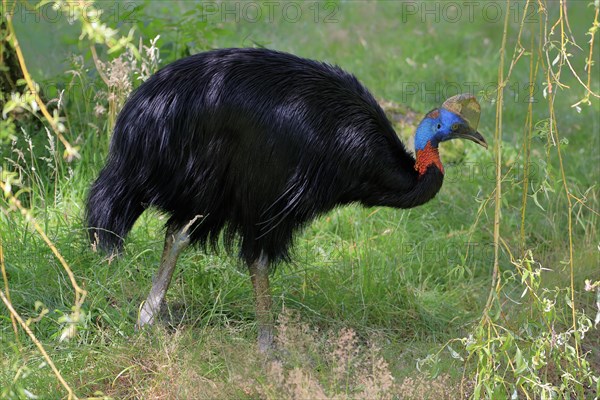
451, 123, 459, 131
436, 124, 442, 130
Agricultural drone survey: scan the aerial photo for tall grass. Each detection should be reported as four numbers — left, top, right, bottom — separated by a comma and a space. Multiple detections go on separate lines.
1, 1, 599, 399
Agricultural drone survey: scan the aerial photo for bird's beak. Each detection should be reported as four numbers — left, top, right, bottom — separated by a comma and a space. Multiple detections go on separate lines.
450, 129, 488, 149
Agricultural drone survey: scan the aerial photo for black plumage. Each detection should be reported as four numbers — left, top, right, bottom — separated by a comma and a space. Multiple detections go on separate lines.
87, 48, 442, 264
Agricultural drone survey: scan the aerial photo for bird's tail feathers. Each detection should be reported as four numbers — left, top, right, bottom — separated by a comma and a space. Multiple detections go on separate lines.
86, 165, 145, 253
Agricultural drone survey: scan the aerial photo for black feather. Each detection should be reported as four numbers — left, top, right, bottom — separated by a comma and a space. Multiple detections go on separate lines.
86, 48, 443, 264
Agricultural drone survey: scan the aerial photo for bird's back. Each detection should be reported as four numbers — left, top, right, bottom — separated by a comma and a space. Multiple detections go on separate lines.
101, 48, 417, 262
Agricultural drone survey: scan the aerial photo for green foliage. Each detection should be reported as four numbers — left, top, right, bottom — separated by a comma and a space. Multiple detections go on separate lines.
449, 251, 596, 398
0, 117, 16, 144
1, 1, 599, 399
135, 1, 233, 61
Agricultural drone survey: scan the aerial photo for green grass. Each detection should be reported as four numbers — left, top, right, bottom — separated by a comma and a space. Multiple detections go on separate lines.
1, 1, 599, 398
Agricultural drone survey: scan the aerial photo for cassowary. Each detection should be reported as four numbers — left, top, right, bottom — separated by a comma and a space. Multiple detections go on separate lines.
87, 48, 486, 352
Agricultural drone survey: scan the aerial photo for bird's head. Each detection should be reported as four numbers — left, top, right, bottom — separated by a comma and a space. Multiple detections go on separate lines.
415, 94, 487, 151
414, 94, 487, 175
414, 108, 487, 151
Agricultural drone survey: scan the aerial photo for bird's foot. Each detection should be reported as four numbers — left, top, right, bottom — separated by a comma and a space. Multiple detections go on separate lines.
136, 299, 163, 330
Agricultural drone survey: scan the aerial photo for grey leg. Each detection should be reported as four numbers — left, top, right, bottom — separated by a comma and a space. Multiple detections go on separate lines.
248, 253, 274, 353
136, 217, 200, 329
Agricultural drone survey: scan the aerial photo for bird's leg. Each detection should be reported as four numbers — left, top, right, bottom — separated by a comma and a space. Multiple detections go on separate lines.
248, 253, 274, 353
137, 224, 187, 328
137, 217, 200, 329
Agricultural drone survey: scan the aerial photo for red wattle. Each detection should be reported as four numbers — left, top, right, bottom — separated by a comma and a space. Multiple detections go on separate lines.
415, 142, 444, 176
